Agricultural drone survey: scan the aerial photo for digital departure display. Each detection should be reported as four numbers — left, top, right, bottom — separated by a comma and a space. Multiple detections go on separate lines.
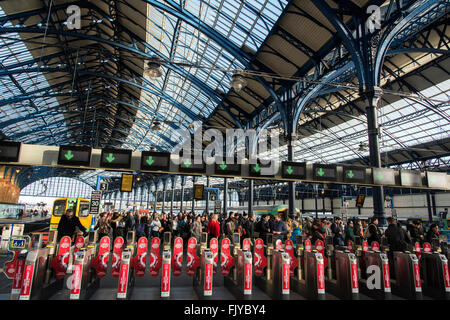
400, 170, 423, 187
57, 145, 91, 166
214, 158, 241, 175
0, 141, 21, 162
249, 159, 275, 177
193, 184, 204, 200
281, 161, 306, 179
100, 148, 132, 169
372, 168, 395, 185
313, 164, 337, 181
140, 151, 170, 171
343, 166, 366, 183
426, 171, 447, 189
356, 194, 366, 208
179, 158, 206, 173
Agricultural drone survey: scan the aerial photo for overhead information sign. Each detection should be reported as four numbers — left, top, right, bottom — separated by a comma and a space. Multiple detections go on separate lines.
426, 172, 447, 189
281, 161, 306, 179
343, 166, 366, 183
214, 158, 241, 175
120, 174, 134, 192
193, 184, 204, 200
100, 148, 132, 169
400, 170, 423, 187
141, 151, 170, 171
89, 191, 102, 215
372, 168, 395, 185
356, 194, 366, 208
0, 141, 21, 162
249, 159, 275, 177
179, 158, 206, 174
57, 145, 91, 166
313, 164, 337, 181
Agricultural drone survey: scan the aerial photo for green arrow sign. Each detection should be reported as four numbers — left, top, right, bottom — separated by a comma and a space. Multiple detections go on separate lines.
286, 166, 293, 175
347, 170, 355, 179
317, 168, 325, 177
376, 172, 383, 180
146, 156, 155, 166
253, 163, 261, 173
64, 150, 74, 160
106, 153, 115, 163
184, 159, 192, 168
219, 161, 227, 170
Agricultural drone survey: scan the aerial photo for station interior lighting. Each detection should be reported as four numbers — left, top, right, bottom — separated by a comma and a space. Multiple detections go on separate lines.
230, 73, 247, 93
144, 60, 163, 79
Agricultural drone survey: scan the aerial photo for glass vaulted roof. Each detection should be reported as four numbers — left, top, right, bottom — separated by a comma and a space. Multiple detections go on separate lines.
123, 0, 289, 151
0, 7, 67, 145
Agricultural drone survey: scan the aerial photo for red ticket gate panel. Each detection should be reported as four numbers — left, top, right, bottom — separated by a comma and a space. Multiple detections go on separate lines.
204, 260, 213, 296
414, 242, 422, 261
362, 241, 369, 252
149, 237, 162, 277
220, 238, 234, 276
4, 251, 20, 279
117, 262, 130, 299
315, 240, 328, 268
210, 238, 219, 275
282, 258, 290, 295
244, 260, 252, 295
74, 236, 85, 252
253, 238, 267, 277
172, 237, 183, 277
112, 237, 124, 277
186, 238, 200, 276
347, 240, 354, 253
161, 261, 171, 297
242, 238, 251, 251
423, 242, 432, 253
304, 239, 312, 252
132, 237, 148, 277
70, 261, 83, 299
371, 241, 380, 252
19, 264, 35, 300
93, 236, 110, 278
351, 258, 359, 293
275, 239, 283, 251
12, 257, 25, 294
284, 240, 297, 275
51, 236, 71, 279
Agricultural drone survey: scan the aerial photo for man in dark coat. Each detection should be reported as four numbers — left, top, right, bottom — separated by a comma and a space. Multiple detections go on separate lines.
57, 209, 87, 241
366, 217, 382, 245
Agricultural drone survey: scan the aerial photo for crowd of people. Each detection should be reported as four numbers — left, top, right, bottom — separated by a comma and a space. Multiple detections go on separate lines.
54, 208, 444, 250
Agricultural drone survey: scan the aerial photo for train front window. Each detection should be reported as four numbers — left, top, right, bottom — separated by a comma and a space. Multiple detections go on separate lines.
79, 202, 90, 217
52, 200, 67, 216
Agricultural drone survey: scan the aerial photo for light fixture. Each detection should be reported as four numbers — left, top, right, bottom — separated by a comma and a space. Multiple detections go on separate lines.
144, 60, 163, 79
358, 142, 368, 152
152, 121, 162, 131
230, 72, 247, 93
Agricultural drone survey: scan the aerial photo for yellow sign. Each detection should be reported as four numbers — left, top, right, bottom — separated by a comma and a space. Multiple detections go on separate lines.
194, 184, 204, 200
120, 174, 134, 192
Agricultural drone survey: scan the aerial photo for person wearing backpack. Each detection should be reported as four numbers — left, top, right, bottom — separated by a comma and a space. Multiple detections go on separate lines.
385, 218, 408, 252
365, 217, 382, 245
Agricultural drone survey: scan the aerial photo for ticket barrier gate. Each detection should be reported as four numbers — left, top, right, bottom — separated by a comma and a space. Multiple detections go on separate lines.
290, 237, 327, 300
3, 235, 32, 300
325, 247, 360, 300
116, 231, 136, 300
224, 246, 253, 300
19, 234, 59, 300
359, 250, 393, 300
390, 251, 423, 300
193, 249, 214, 299
419, 240, 450, 300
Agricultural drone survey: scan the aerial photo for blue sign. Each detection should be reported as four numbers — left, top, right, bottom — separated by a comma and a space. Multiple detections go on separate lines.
11, 238, 26, 250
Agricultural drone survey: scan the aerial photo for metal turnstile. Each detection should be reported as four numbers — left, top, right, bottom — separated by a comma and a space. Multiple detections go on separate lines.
326, 250, 360, 300
421, 252, 450, 300
193, 249, 214, 299
359, 251, 393, 300
224, 249, 253, 300
391, 252, 423, 300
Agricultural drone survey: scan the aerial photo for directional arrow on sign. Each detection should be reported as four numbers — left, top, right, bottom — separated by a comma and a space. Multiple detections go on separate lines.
377, 172, 383, 180
253, 163, 261, 173
219, 161, 227, 170
146, 156, 155, 166
286, 166, 293, 175
317, 168, 325, 177
347, 170, 355, 179
64, 150, 74, 160
184, 159, 192, 168
106, 153, 115, 163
